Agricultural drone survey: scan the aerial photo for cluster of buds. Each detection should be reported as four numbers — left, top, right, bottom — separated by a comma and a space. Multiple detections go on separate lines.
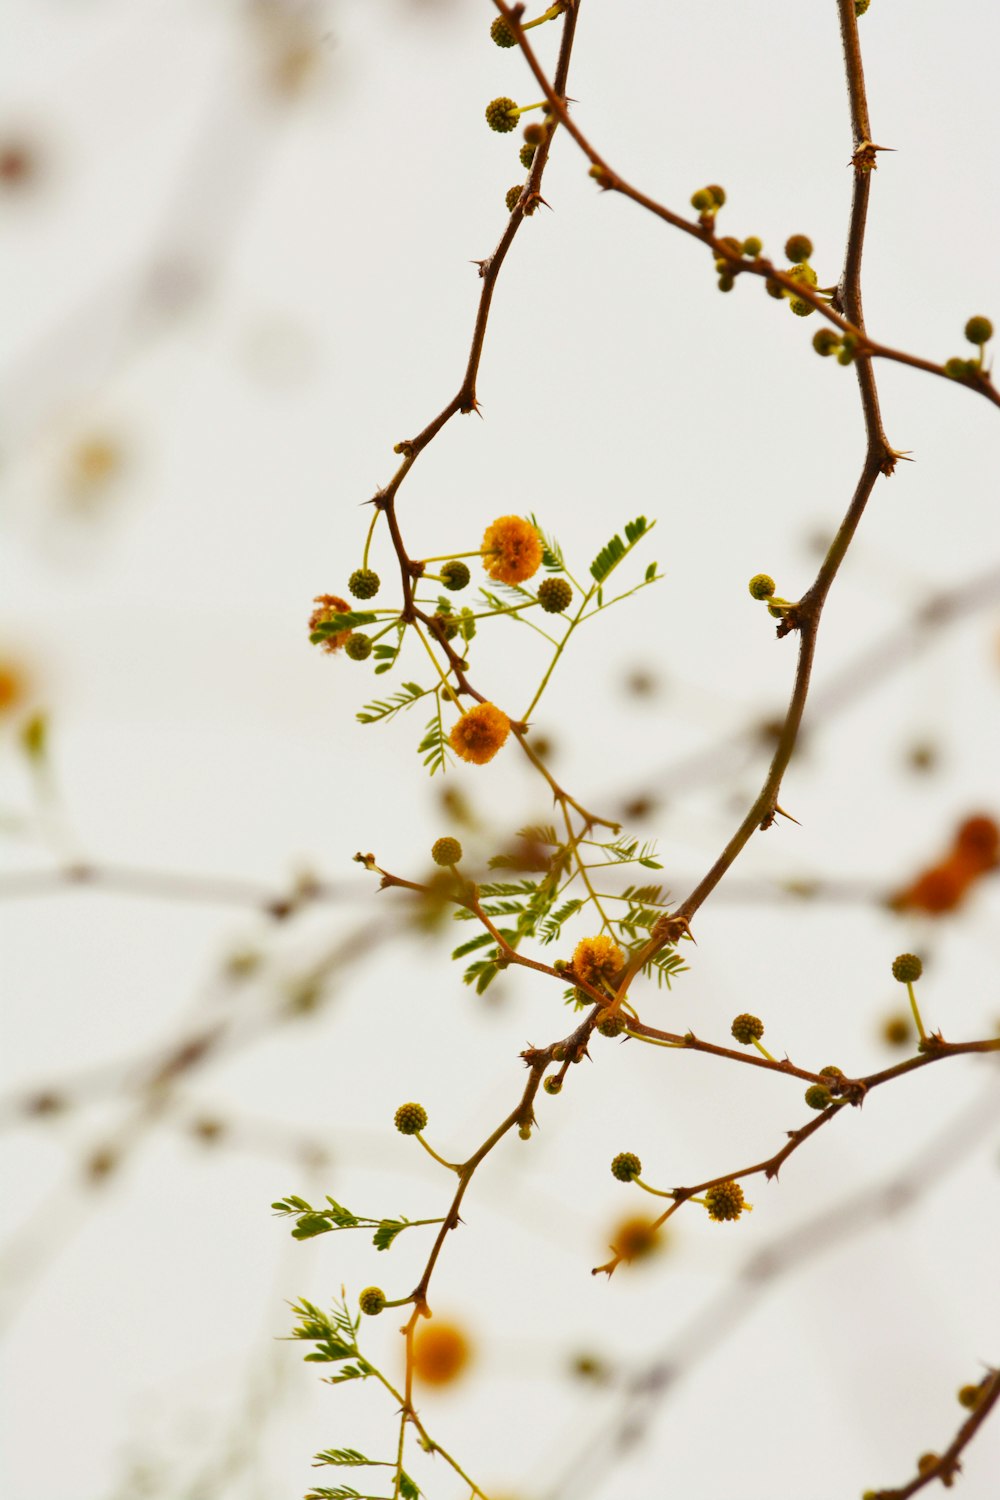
712, 235, 765, 293
944, 316, 994, 383
764, 235, 828, 318
747, 573, 794, 620
812, 326, 859, 366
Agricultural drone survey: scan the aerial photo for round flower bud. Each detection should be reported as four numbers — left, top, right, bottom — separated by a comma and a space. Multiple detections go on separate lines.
731, 1013, 764, 1045
748, 574, 775, 599
788, 262, 819, 288
818, 1065, 844, 1081
394, 1102, 428, 1135
916, 1455, 940, 1479
345, 634, 373, 661
789, 297, 815, 317
597, 1010, 625, 1038
490, 16, 517, 47
543, 1076, 562, 1095
836, 345, 856, 366
742, 236, 763, 257
359, 1286, 386, 1316
892, 953, 923, 983
486, 97, 520, 133
523, 121, 546, 145
505, 184, 523, 213
804, 1084, 832, 1110
718, 273, 735, 293
348, 568, 380, 599
958, 1383, 984, 1410
690, 188, 713, 212
855, 0, 871, 13
964, 316, 993, 346
705, 1180, 745, 1221
440, 560, 470, 591
813, 328, 840, 356
784, 234, 814, 263
706, 184, 726, 207
519, 143, 536, 169
944, 357, 972, 380
518, 1123, 532, 1139
765, 277, 786, 300
611, 1151, 642, 1183
431, 836, 463, 866
538, 577, 572, 613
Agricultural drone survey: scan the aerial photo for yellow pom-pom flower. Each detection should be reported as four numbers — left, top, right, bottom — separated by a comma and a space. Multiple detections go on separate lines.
449, 702, 511, 765
572, 934, 625, 986
481, 515, 543, 585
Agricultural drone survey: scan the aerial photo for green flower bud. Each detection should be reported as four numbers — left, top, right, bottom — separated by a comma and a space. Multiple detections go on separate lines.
749, 574, 775, 599
742, 236, 763, 257
706, 184, 726, 207
348, 568, 380, 599
490, 16, 517, 47
784, 234, 814, 263
519, 143, 536, 169
690, 188, 713, 212
705, 1180, 745, 1221
431, 836, 463, 867
359, 1286, 386, 1316
804, 1084, 832, 1110
394, 1102, 428, 1135
543, 1076, 562, 1095
505, 184, 523, 213
731, 1013, 764, 1045
892, 953, 923, 983
597, 1010, 625, 1038
611, 1151, 642, 1182
964, 316, 993, 346
538, 577, 573, 613
345, 634, 373, 661
789, 298, 815, 318
440, 560, 471, 591
813, 328, 840, 356
486, 97, 520, 133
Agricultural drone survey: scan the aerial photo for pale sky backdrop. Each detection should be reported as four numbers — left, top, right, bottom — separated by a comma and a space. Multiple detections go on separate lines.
2, 3, 999, 1499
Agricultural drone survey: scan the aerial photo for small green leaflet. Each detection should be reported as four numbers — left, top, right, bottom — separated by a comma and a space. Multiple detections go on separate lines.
311, 611, 378, 640
418, 712, 451, 775
529, 512, 566, 573
357, 682, 429, 723
589, 516, 653, 584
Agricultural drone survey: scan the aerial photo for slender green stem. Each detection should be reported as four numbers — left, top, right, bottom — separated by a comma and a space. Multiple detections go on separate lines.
521, 591, 591, 721
634, 1176, 675, 1200
752, 1037, 778, 1063
906, 980, 928, 1043
411, 623, 462, 709
415, 1133, 460, 1174
361, 509, 380, 570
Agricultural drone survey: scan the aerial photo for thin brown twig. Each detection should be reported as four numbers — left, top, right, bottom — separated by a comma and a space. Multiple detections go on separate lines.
492, 0, 1000, 410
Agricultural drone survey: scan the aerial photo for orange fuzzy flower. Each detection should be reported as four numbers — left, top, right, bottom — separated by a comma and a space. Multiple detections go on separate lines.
412, 1321, 472, 1387
309, 594, 352, 654
573, 934, 625, 986
481, 515, 543, 585
449, 702, 510, 765
890, 860, 971, 916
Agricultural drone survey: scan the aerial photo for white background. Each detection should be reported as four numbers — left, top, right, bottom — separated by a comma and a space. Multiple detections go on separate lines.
2, 3, 999, 1498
